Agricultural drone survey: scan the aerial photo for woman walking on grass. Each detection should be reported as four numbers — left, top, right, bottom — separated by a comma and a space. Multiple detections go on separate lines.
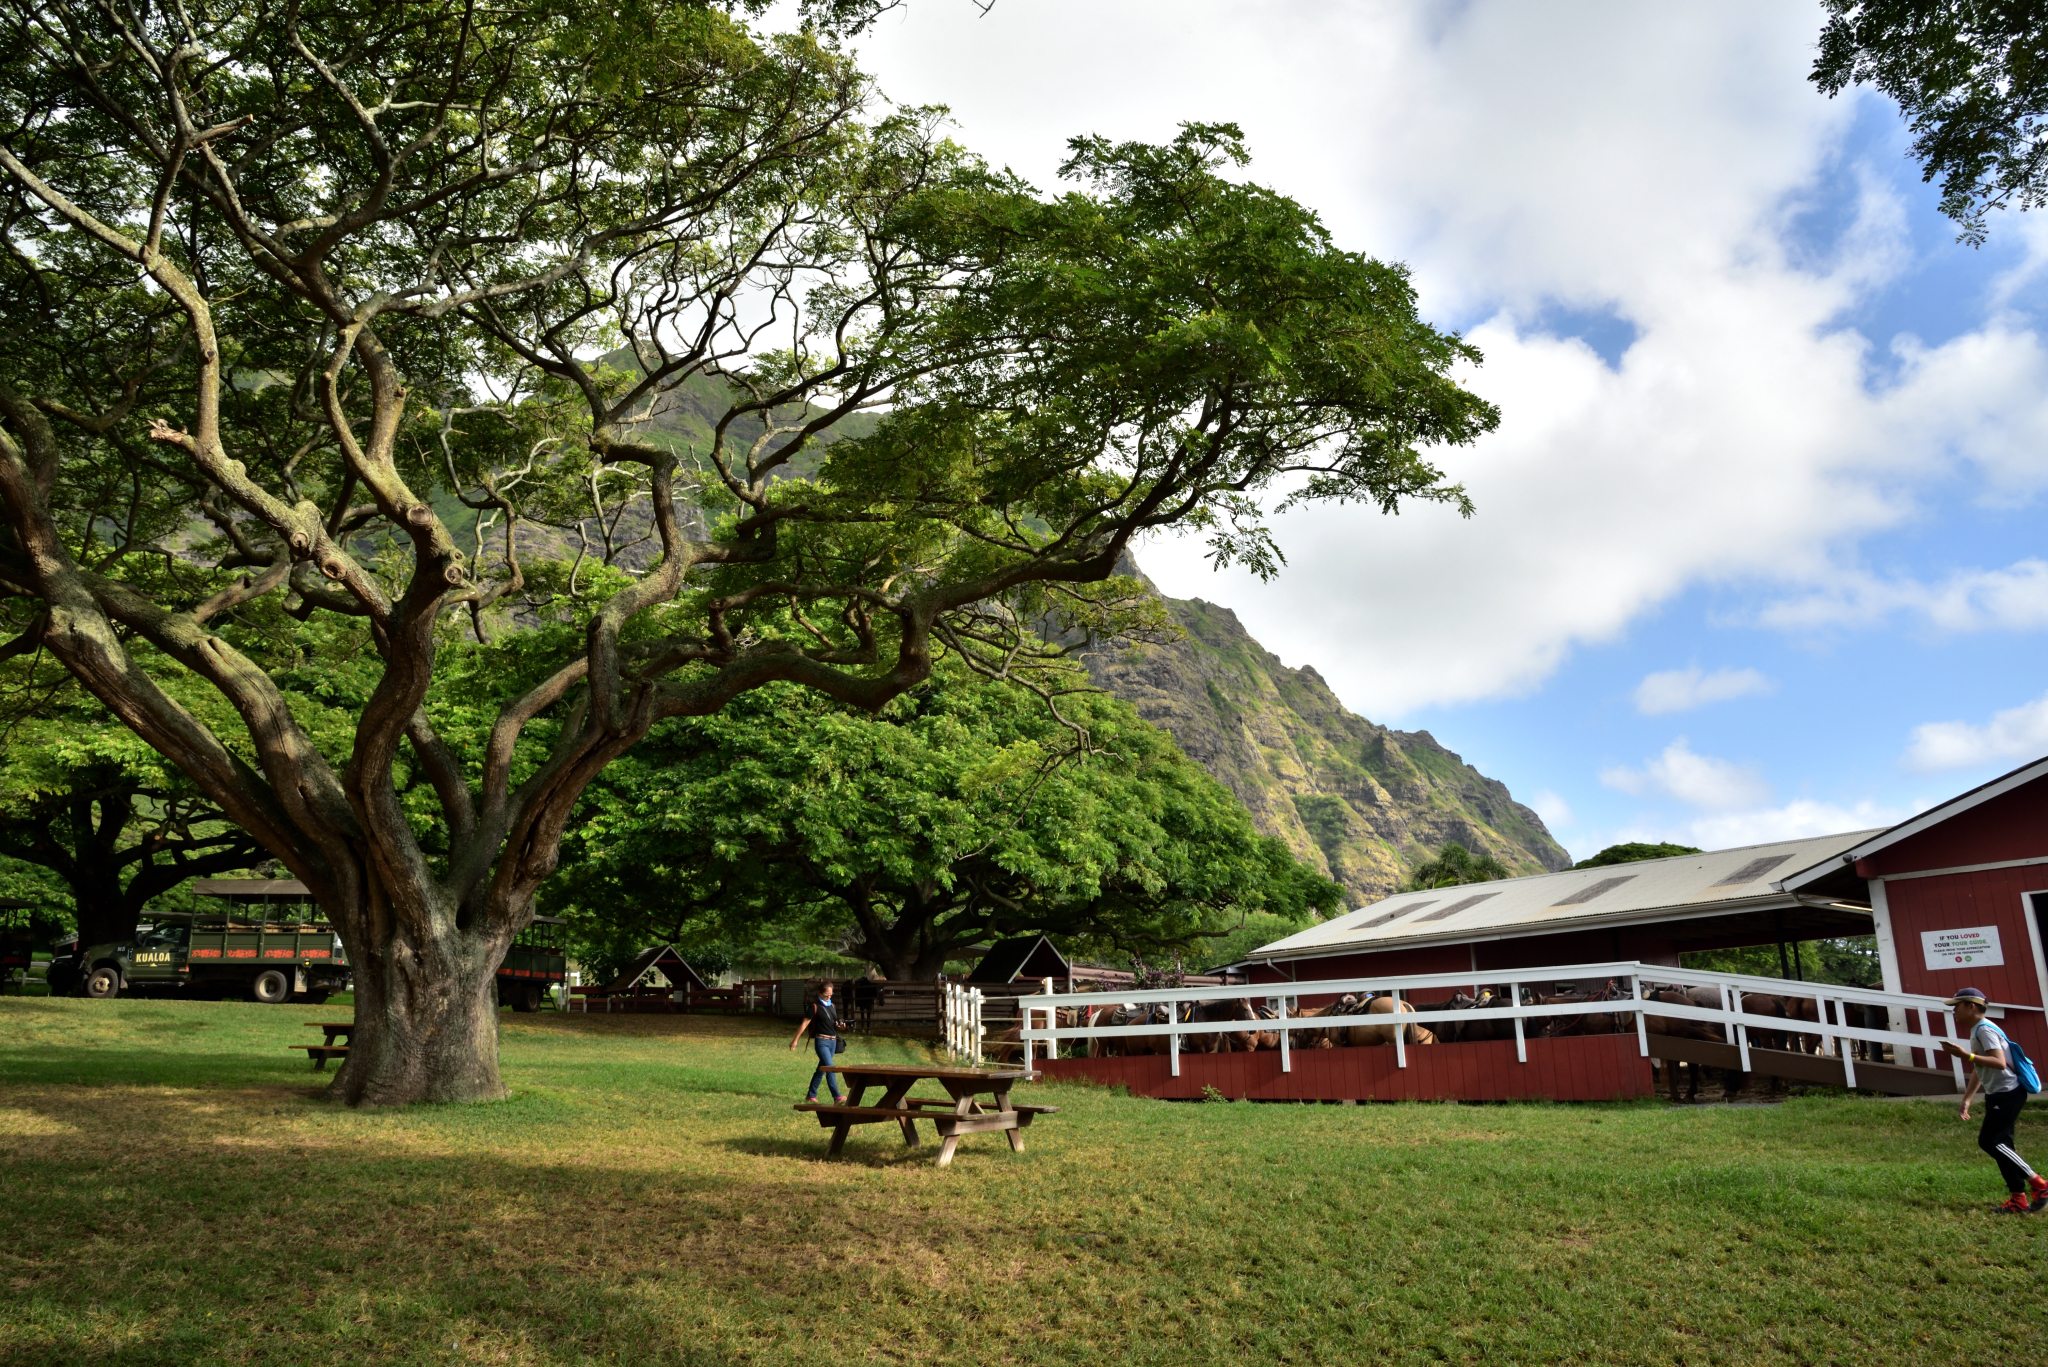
1939, 987, 2048, 1215
789, 981, 846, 1105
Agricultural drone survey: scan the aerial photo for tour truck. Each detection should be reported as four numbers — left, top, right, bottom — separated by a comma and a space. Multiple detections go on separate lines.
49, 879, 565, 1009
46, 877, 350, 1004
45, 878, 350, 1004
497, 915, 567, 1012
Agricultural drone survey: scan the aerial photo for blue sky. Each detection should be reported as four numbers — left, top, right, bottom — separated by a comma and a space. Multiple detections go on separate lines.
854, 2, 2048, 863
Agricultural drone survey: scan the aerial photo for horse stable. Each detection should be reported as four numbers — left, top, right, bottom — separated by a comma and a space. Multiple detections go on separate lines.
1024, 757, 2048, 1103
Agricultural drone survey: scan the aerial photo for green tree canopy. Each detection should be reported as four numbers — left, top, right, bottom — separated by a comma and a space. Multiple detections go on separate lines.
546, 663, 1341, 980
1405, 841, 1510, 891
0, 0, 1494, 1103
1573, 842, 1702, 870
1814, 0, 2048, 243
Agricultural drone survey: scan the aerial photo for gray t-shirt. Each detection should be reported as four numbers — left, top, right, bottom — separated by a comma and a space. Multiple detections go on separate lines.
1972, 1021, 2019, 1095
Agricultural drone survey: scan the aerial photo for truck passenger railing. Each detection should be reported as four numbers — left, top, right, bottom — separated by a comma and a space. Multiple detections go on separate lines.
1014, 960, 2038, 1089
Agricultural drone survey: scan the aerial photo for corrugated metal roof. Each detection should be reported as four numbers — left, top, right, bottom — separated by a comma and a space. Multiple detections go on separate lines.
1251, 829, 1881, 961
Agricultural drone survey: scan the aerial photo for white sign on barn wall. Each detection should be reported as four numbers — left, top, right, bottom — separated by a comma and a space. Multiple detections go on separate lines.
1922, 925, 2004, 971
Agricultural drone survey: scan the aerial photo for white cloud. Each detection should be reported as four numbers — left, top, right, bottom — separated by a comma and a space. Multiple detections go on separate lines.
1590, 798, 1903, 852
1634, 666, 1773, 715
1903, 691, 2048, 773
856, 1, 2048, 715
1758, 559, 2048, 633
1528, 788, 1574, 830
1680, 799, 1904, 850
1599, 738, 1773, 812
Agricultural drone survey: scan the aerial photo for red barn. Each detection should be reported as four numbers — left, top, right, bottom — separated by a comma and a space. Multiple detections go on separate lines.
1778, 756, 2048, 1064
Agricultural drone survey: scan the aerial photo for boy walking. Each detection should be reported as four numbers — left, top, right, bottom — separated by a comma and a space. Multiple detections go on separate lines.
789, 981, 846, 1104
1938, 987, 2048, 1214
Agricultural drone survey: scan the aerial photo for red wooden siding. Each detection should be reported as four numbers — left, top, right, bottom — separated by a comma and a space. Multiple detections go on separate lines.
1883, 867, 2048, 1060
1034, 1035, 1654, 1102
1865, 774, 2048, 877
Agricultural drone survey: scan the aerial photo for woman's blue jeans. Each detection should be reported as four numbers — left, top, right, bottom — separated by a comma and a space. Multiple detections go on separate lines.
806, 1035, 843, 1101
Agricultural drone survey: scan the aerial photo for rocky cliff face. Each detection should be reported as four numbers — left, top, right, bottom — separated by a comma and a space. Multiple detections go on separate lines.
1082, 584, 1570, 907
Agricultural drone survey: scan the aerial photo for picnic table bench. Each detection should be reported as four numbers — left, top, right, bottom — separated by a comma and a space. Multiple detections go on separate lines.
290, 1021, 353, 1071
794, 1063, 1057, 1167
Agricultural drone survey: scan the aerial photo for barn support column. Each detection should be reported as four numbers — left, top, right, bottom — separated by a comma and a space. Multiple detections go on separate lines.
1869, 878, 1908, 1042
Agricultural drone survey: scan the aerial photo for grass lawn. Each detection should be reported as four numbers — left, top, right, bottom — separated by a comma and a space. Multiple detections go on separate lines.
2, 998, 2045, 1365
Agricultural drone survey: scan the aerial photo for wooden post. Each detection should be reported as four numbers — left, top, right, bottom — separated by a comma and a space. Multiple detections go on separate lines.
1511, 981, 1526, 1064
1632, 973, 1649, 1058
1945, 1008, 1965, 1089
1836, 997, 1858, 1090
1169, 998, 1180, 1078
1731, 986, 1751, 1074
1278, 996, 1290, 1074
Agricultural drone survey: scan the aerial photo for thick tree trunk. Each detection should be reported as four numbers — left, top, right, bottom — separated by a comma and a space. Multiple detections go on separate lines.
71, 873, 138, 950
329, 913, 510, 1106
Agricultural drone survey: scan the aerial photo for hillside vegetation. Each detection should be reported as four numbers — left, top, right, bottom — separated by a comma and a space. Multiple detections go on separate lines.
1084, 573, 1568, 905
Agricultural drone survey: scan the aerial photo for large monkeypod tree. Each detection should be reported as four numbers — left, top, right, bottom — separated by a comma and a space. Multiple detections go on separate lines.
0, 0, 1497, 1104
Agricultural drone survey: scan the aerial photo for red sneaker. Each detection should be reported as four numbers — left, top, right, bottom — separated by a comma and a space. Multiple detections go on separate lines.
2028, 1175, 2048, 1213
1996, 1193, 2032, 1215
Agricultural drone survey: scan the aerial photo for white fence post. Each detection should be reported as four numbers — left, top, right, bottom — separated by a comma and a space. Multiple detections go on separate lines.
1278, 997, 1290, 1073
1631, 973, 1649, 1058
1512, 981, 1526, 1063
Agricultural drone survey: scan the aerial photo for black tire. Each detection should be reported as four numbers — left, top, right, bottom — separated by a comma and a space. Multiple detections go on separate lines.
250, 969, 291, 1004
83, 965, 122, 1000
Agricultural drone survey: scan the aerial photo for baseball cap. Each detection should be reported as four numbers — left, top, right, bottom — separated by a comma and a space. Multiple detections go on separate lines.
1943, 987, 1991, 1008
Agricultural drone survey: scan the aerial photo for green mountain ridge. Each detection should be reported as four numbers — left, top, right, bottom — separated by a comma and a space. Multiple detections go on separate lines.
1081, 570, 1570, 907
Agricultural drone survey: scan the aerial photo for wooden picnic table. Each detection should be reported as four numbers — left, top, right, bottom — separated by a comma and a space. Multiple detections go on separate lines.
290, 1021, 354, 1071
794, 1063, 1057, 1167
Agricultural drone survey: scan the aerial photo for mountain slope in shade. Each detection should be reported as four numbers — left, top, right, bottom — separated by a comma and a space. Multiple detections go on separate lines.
1082, 583, 1570, 907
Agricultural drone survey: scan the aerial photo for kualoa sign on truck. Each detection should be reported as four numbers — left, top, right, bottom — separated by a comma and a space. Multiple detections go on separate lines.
45, 880, 349, 1004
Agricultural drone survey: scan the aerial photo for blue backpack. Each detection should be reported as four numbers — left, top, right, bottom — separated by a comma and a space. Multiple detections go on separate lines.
1986, 1023, 2041, 1094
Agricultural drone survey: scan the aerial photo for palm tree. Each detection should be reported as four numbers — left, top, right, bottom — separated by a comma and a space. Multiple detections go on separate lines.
1405, 842, 1510, 891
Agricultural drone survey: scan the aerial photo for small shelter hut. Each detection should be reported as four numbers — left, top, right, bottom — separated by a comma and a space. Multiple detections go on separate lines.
972, 936, 1073, 988
603, 945, 708, 1004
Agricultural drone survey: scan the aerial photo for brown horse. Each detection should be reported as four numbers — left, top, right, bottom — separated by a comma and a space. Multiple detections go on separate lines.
1348, 994, 1438, 1047
1642, 984, 1741, 1102
1189, 997, 1263, 1053
1544, 980, 1635, 1038
1285, 995, 1356, 1049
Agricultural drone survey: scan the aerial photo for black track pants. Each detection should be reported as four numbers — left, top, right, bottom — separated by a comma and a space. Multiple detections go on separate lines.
1978, 1088, 2036, 1193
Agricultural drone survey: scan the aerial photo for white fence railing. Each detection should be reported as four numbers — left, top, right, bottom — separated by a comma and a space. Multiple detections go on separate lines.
1014, 961, 2040, 1089
942, 982, 984, 1063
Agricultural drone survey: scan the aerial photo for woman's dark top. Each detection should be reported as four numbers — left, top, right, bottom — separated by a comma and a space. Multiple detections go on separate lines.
806, 996, 843, 1038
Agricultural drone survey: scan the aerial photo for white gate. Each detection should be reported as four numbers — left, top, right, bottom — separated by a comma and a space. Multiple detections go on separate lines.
942, 982, 984, 1063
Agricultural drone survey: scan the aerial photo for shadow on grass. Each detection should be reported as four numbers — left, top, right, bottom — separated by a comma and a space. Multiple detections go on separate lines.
2, 1083, 998, 1366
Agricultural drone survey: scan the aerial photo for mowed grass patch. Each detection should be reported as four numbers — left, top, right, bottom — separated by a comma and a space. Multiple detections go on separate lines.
1, 999, 2044, 1366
